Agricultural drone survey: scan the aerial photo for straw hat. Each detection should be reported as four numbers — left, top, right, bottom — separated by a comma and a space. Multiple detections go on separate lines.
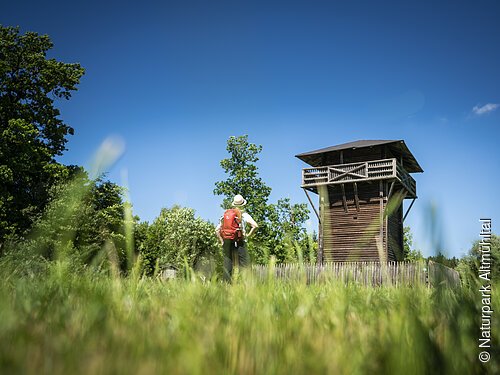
232, 194, 247, 207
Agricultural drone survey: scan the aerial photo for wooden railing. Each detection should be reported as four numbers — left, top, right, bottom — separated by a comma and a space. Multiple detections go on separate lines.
302, 158, 416, 197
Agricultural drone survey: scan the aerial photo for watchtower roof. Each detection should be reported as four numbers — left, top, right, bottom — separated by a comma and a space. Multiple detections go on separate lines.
295, 139, 423, 173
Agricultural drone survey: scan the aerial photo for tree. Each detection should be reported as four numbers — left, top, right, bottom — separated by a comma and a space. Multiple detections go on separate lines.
267, 198, 310, 262
214, 135, 310, 263
214, 135, 271, 222
44, 175, 127, 265
457, 234, 500, 287
6, 172, 132, 273
0, 26, 84, 243
213, 135, 273, 262
140, 206, 220, 276
427, 254, 459, 269
403, 226, 424, 261
403, 226, 462, 267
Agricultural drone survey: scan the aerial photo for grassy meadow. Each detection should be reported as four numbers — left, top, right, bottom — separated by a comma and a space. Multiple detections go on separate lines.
0, 257, 498, 375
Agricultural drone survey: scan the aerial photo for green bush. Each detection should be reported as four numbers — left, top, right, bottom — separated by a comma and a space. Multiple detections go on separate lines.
3, 173, 131, 275
457, 234, 500, 288
140, 206, 220, 276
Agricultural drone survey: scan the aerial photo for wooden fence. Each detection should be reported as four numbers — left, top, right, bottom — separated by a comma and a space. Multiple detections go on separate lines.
427, 260, 461, 287
251, 261, 460, 287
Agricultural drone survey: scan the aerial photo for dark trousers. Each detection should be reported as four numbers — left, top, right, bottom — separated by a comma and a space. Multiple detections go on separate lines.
222, 239, 250, 281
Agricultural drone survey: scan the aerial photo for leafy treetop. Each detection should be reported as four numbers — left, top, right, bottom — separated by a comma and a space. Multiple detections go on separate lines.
213, 135, 272, 223
0, 25, 84, 155
0, 25, 84, 241
214, 135, 310, 263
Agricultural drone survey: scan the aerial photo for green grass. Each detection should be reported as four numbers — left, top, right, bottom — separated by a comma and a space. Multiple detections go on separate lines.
0, 260, 498, 375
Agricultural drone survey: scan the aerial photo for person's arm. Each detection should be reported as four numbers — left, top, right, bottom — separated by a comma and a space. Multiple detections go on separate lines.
215, 222, 223, 245
243, 213, 258, 238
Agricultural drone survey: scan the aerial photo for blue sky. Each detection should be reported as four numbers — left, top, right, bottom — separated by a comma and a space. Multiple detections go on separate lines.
2, 0, 499, 257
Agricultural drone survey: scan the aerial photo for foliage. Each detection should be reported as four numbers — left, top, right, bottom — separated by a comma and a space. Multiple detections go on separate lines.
214, 135, 310, 263
267, 198, 311, 262
0, 261, 498, 374
213, 135, 269, 263
140, 206, 220, 276
457, 234, 500, 287
3, 172, 131, 274
214, 135, 271, 222
427, 254, 459, 269
133, 220, 149, 254
0, 25, 84, 241
296, 230, 318, 263
403, 226, 424, 261
404, 227, 462, 267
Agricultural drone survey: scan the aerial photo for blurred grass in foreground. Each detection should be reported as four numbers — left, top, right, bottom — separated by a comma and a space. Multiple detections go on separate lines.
0, 260, 498, 375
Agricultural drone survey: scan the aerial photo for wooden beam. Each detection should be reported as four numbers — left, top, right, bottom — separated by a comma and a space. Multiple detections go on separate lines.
318, 223, 324, 264
385, 199, 389, 261
329, 163, 366, 181
403, 198, 416, 222
387, 180, 395, 200
353, 182, 360, 212
379, 180, 385, 261
303, 188, 321, 223
317, 187, 328, 265
341, 183, 348, 213
399, 202, 404, 257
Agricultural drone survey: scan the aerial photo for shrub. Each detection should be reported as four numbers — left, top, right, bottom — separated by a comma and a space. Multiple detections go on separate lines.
140, 206, 220, 276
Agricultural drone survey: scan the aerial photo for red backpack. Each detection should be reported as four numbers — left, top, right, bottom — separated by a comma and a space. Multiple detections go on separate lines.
220, 208, 243, 240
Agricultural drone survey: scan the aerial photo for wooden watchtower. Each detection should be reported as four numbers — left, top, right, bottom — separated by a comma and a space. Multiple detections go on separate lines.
296, 140, 423, 262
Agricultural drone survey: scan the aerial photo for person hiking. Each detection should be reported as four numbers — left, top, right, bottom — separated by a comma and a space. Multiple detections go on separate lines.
215, 194, 258, 280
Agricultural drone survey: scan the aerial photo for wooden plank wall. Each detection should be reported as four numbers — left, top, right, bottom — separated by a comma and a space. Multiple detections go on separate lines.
387, 204, 404, 261
322, 183, 388, 262
321, 182, 404, 262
